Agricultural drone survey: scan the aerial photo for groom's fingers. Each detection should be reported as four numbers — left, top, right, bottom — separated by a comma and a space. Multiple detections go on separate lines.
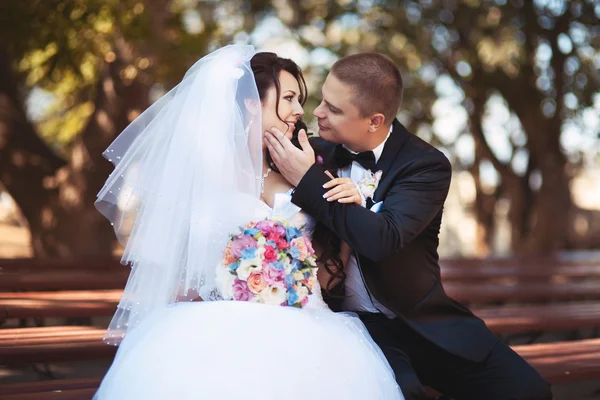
268, 127, 295, 151
264, 131, 285, 159
297, 129, 314, 157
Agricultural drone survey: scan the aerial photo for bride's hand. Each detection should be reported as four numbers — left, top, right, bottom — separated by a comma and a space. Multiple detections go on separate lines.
322, 175, 364, 205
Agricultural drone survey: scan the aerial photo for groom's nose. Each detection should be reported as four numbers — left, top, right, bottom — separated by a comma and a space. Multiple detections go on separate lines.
314, 101, 326, 119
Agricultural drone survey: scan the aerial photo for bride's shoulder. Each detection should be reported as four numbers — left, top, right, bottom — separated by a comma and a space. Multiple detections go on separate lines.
262, 172, 293, 208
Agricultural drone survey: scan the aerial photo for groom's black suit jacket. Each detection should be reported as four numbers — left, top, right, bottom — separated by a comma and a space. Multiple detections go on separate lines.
292, 119, 498, 363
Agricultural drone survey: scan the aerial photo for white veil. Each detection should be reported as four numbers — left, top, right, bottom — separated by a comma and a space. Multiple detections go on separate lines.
95, 45, 265, 344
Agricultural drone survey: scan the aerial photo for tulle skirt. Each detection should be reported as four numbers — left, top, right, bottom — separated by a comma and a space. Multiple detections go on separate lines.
94, 301, 404, 399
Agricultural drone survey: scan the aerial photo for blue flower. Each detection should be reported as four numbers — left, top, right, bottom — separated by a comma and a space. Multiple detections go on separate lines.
290, 259, 302, 272
271, 261, 285, 271
287, 287, 299, 305
241, 247, 257, 259
266, 240, 277, 248
286, 226, 301, 241
289, 246, 301, 259
244, 228, 260, 237
285, 273, 296, 288
228, 261, 240, 271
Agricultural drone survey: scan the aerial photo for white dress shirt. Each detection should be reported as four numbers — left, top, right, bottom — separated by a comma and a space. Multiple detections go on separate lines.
339, 126, 396, 318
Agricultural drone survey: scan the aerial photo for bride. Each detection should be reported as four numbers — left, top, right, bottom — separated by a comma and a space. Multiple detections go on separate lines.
93, 45, 404, 400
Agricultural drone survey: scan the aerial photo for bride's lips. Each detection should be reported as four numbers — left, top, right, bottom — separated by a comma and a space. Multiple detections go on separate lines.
285, 121, 296, 131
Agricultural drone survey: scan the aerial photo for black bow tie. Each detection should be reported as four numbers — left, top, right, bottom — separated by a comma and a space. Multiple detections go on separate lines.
333, 145, 376, 170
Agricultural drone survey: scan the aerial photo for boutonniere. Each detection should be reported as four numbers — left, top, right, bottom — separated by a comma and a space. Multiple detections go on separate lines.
357, 170, 383, 200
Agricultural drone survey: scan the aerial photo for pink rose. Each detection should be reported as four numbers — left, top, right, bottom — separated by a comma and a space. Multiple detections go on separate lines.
263, 245, 278, 263
256, 220, 275, 236
264, 266, 286, 287
300, 296, 309, 307
275, 238, 289, 250
267, 231, 282, 242
230, 235, 257, 258
291, 238, 309, 261
247, 272, 267, 294
273, 223, 286, 237
232, 279, 253, 301
304, 237, 315, 255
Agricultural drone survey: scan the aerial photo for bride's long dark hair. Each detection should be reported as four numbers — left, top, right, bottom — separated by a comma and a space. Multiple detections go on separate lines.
250, 52, 346, 306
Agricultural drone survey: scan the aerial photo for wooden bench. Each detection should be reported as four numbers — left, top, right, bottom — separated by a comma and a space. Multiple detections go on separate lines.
0, 326, 116, 364
0, 377, 101, 398
513, 338, 600, 384
441, 253, 600, 267
4, 288, 600, 334
0, 388, 98, 399
2, 253, 599, 396
0, 270, 129, 291
3, 298, 600, 364
0, 339, 598, 400
473, 301, 600, 334
1, 290, 122, 319
0, 258, 122, 270
445, 280, 600, 303
441, 264, 600, 282
4, 263, 600, 292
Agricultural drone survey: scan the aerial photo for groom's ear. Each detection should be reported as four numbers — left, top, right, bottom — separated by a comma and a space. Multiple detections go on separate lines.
367, 113, 386, 132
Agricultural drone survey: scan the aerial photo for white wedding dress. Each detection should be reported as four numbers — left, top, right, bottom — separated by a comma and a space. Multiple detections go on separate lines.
93, 192, 404, 400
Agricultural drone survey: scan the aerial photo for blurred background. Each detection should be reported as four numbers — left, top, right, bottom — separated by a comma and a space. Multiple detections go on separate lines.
0, 0, 599, 259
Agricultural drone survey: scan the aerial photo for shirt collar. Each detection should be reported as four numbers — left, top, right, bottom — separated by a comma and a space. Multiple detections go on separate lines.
343, 124, 393, 164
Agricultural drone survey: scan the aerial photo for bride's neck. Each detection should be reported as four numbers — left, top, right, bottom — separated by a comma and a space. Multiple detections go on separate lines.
262, 151, 271, 175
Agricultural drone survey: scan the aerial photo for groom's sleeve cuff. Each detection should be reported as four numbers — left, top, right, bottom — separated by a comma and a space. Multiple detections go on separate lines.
291, 164, 330, 209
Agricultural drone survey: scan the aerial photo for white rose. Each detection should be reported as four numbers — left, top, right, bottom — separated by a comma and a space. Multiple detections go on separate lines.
236, 257, 262, 281
257, 238, 266, 260
282, 257, 292, 274
359, 183, 376, 199
296, 285, 309, 300
259, 286, 287, 305
215, 265, 235, 300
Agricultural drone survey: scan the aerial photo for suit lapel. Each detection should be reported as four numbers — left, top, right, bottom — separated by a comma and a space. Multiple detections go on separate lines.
372, 119, 409, 203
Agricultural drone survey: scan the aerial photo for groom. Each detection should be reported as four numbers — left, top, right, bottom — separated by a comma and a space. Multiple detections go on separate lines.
265, 53, 552, 400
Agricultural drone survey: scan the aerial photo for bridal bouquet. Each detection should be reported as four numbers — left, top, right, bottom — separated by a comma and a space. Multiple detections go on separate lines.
216, 219, 318, 308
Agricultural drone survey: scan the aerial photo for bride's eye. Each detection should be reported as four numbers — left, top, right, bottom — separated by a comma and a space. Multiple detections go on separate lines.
284, 96, 293, 102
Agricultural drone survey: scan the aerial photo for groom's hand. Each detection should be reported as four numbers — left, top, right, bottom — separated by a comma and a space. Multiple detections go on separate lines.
265, 127, 315, 187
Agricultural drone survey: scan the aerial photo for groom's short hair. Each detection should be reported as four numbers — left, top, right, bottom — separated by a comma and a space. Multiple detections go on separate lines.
331, 53, 403, 124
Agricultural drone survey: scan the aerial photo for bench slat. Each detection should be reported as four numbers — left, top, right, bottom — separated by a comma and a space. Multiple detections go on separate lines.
0, 270, 128, 291
441, 265, 600, 281
1, 290, 121, 319
4, 289, 600, 335
0, 378, 102, 396
445, 281, 600, 303
0, 388, 98, 400
513, 338, 600, 384
1, 337, 599, 388
473, 301, 600, 334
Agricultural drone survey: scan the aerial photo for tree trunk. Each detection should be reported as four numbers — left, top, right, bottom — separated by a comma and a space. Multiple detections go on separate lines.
510, 99, 573, 254
0, 44, 150, 258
